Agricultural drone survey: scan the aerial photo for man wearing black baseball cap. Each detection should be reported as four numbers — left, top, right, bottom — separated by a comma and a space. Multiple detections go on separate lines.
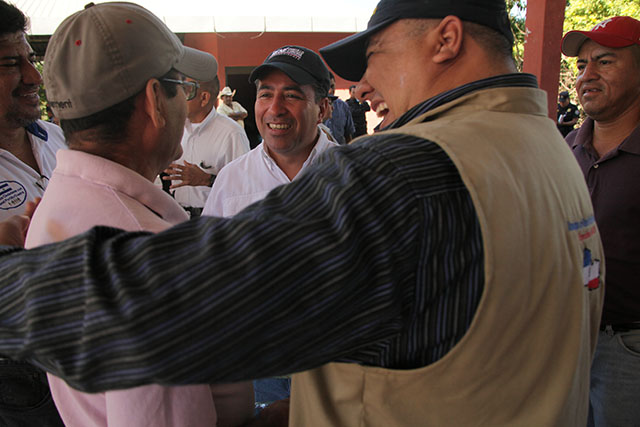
0, 1, 603, 426
202, 45, 337, 214
562, 16, 640, 427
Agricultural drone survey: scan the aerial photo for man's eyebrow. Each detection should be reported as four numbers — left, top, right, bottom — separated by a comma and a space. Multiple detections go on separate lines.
578, 52, 616, 63
282, 85, 304, 93
257, 84, 305, 94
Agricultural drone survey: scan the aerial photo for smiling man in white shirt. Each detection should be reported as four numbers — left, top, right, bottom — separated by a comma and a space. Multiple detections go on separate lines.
203, 46, 337, 218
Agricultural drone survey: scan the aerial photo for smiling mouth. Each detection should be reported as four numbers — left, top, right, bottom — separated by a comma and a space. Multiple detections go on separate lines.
268, 123, 291, 130
375, 102, 389, 117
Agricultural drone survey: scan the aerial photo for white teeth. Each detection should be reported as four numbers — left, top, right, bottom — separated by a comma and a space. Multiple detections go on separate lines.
268, 123, 290, 130
375, 102, 389, 116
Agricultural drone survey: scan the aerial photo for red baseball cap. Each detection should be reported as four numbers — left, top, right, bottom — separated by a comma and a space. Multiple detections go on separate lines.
562, 16, 640, 57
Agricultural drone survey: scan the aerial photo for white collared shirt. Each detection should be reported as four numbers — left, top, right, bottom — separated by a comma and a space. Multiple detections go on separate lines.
0, 120, 66, 221
172, 109, 250, 208
202, 131, 337, 217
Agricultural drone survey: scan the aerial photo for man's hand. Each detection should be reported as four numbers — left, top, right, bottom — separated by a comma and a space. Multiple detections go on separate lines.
0, 198, 40, 247
163, 161, 212, 188
243, 398, 290, 427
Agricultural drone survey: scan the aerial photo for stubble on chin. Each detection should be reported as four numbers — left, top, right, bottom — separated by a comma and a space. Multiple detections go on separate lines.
5, 110, 40, 128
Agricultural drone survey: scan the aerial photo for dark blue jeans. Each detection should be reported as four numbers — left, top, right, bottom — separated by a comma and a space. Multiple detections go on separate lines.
254, 377, 291, 410
0, 358, 64, 427
588, 328, 640, 426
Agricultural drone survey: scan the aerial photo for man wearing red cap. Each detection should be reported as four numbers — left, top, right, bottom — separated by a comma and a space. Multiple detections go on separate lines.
562, 16, 640, 427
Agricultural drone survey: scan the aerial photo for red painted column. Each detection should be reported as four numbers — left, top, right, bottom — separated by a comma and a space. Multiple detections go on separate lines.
522, 0, 566, 119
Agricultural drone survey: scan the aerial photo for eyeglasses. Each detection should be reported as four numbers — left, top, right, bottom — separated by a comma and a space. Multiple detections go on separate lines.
161, 78, 200, 101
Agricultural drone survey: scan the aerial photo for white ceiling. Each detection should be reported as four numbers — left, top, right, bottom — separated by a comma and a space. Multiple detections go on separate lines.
15, 0, 376, 34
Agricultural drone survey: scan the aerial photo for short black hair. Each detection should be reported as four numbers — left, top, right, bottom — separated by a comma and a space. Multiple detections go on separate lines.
349, 85, 356, 91
403, 18, 514, 64
199, 75, 220, 99
0, 0, 28, 37
464, 21, 514, 63
60, 69, 179, 144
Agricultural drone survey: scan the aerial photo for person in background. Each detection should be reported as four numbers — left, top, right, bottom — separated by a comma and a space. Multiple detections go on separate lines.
561, 16, 640, 427
217, 86, 248, 129
0, 0, 604, 425
324, 73, 355, 144
346, 84, 370, 137
318, 94, 336, 142
0, 1, 65, 425
0, 1, 66, 222
557, 90, 580, 137
203, 44, 338, 414
163, 77, 249, 218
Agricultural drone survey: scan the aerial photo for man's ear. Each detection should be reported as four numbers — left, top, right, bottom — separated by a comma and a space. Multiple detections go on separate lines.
432, 15, 464, 64
143, 79, 167, 128
317, 97, 329, 124
199, 91, 211, 108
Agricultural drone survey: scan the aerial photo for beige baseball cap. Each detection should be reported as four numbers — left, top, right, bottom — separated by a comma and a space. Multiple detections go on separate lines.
44, 2, 218, 120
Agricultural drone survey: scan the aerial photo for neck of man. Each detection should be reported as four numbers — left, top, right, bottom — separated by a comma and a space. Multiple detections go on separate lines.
69, 139, 158, 183
188, 103, 214, 124
592, 102, 640, 158
266, 131, 319, 181
0, 124, 40, 173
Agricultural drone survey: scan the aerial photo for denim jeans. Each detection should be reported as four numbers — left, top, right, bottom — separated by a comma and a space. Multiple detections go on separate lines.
254, 377, 291, 409
0, 358, 64, 427
587, 328, 640, 427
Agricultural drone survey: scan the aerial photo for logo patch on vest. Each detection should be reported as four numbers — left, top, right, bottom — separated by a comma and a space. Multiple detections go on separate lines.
582, 248, 600, 290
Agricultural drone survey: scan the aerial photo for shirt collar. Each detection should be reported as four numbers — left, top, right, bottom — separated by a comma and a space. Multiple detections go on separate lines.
260, 130, 336, 178
570, 117, 640, 156
387, 73, 539, 130
185, 108, 217, 135
26, 121, 48, 141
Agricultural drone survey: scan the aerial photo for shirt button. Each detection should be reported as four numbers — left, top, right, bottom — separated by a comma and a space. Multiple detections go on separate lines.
593, 164, 599, 169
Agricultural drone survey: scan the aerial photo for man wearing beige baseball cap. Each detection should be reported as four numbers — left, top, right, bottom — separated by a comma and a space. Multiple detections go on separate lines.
26, 2, 254, 426
562, 16, 640, 427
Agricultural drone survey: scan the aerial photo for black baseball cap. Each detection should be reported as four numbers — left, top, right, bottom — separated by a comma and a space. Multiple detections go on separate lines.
559, 91, 569, 99
320, 0, 514, 82
249, 46, 331, 95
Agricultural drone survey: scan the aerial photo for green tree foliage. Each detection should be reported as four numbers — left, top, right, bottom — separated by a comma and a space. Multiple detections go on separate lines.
35, 61, 50, 121
507, 0, 527, 70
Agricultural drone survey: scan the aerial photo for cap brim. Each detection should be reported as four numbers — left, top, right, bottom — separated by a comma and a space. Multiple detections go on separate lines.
320, 17, 396, 82
562, 30, 636, 56
175, 46, 218, 82
249, 62, 317, 86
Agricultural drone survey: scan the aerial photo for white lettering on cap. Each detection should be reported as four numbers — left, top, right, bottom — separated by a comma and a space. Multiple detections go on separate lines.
593, 18, 612, 31
269, 47, 305, 61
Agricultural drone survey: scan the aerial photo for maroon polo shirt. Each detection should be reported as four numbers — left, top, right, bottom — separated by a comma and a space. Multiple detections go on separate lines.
567, 118, 640, 325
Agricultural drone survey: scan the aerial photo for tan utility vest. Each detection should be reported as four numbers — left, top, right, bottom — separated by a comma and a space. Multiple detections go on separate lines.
290, 86, 604, 426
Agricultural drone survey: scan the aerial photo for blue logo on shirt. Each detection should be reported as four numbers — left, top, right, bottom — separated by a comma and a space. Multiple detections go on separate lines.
0, 181, 27, 211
